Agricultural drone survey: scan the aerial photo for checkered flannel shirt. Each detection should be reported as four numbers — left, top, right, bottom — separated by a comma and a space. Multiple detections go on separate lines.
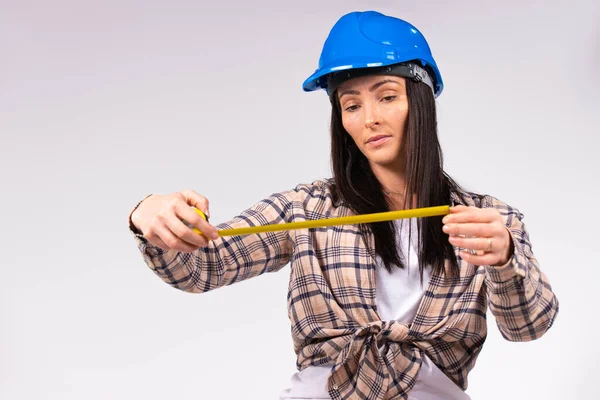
130, 179, 558, 400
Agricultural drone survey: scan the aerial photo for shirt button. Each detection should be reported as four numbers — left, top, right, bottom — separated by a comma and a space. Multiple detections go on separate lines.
332, 384, 338, 390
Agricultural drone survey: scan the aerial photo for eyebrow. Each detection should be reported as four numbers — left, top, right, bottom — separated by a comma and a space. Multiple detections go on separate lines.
338, 79, 401, 100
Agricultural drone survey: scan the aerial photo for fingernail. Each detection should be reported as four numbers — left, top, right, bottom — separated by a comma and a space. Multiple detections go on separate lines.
211, 232, 219, 240
442, 225, 449, 232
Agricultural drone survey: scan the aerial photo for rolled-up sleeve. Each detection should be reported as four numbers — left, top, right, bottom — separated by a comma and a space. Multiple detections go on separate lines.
130, 190, 295, 293
483, 197, 559, 341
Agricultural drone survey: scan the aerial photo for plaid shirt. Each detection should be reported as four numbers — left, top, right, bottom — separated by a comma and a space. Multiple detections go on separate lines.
130, 179, 558, 400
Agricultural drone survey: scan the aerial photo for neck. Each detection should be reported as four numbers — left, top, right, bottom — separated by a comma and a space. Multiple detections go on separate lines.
369, 161, 414, 210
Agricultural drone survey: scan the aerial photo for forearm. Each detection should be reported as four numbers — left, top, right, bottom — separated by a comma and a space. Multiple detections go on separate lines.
129, 191, 294, 293
132, 233, 223, 293
485, 225, 559, 341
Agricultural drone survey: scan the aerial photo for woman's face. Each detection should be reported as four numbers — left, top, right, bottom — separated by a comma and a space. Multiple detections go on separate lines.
337, 75, 409, 170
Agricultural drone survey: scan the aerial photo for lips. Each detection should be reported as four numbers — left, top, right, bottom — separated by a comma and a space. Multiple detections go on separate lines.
366, 135, 391, 146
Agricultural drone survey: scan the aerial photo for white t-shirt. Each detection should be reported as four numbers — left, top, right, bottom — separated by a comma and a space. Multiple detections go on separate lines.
279, 219, 471, 400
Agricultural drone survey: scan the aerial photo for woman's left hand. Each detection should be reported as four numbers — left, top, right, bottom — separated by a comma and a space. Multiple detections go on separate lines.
442, 205, 514, 267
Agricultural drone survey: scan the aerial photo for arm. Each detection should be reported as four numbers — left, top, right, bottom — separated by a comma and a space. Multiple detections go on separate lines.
129, 190, 294, 293
483, 198, 559, 341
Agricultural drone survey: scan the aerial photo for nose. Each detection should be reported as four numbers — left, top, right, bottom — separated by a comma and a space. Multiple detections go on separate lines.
363, 101, 381, 130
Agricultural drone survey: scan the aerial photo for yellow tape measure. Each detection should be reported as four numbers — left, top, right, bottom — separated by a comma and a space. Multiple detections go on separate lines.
190, 205, 450, 237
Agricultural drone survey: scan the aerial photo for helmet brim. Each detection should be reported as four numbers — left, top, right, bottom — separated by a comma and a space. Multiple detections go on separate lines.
302, 57, 443, 97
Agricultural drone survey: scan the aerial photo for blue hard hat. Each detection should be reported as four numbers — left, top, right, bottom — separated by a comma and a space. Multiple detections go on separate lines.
302, 11, 444, 97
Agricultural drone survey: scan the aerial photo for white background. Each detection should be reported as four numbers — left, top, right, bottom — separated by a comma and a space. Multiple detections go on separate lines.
1, 0, 598, 399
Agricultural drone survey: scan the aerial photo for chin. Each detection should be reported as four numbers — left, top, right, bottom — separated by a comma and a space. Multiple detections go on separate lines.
368, 157, 401, 169
365, 150, 402, 167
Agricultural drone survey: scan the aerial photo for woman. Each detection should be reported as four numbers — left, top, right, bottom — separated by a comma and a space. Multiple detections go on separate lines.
128, 11, 558, 400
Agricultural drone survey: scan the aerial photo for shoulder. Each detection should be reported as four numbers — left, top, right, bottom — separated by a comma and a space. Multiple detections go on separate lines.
256, 178, 337, 209
292, 178, 335, 198
291, 178, 340, 206
287, 178, 347, 215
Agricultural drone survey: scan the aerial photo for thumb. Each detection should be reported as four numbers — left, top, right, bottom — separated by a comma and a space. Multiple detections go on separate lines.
180, 189, 210, 219
449, 205, 468, 213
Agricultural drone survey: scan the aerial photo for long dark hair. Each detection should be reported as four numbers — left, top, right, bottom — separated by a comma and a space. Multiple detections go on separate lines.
330, 77, 465, 280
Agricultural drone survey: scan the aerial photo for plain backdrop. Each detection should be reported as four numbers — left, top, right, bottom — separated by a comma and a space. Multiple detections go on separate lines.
1, 0, 599, 399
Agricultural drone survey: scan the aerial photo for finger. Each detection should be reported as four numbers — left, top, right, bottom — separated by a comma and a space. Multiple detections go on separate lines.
176, 203, 219, 241
153, 223, 201, 253
146, 231, 171, 250
180, 189, 210, 219
443, 222, 494, 238
444, 206, 497, 224
459, 250, 500, 266
444, 206, 478, 224
448, 235, 493, 252
164, 214, 211, 248
147, 235, 171, 251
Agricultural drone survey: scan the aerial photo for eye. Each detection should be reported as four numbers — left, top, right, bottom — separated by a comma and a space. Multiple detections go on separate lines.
344, 104, 360, 112
382, 95, 397, 102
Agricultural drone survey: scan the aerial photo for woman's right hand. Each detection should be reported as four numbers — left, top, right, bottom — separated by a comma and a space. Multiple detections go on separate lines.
130, 190, 220, 253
